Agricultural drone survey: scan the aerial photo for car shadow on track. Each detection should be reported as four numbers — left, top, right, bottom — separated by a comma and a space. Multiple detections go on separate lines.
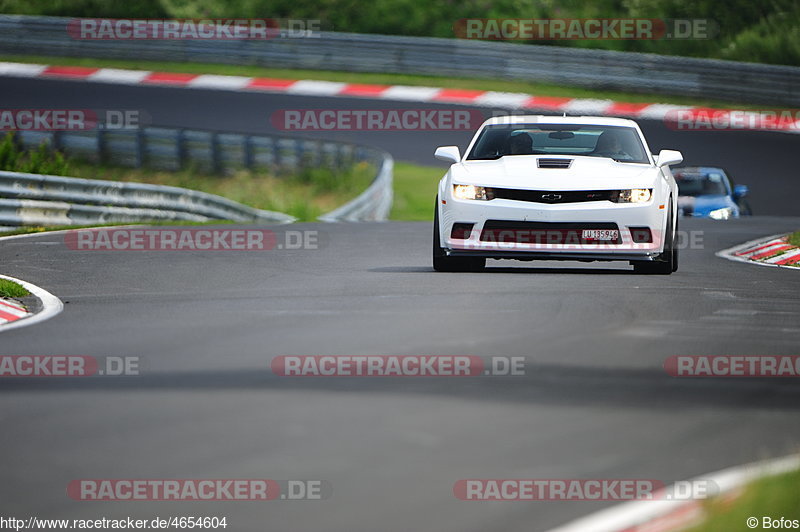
5, 363, 800, 412
371, 266, 634, 275
483, 265, 632, 275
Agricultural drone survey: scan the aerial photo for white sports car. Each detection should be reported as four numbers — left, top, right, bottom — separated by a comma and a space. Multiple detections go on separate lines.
433, 115, 683, 274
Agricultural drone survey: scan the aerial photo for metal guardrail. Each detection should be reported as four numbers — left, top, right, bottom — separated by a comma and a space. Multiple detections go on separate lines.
13, 128, 363, 176
0, 127, 393, 226
0, 170, 295, 226
0, 15, 799, 106
318, 156, 393, 223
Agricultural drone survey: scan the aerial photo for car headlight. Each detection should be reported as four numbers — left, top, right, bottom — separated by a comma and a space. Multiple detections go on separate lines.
708, 207, 734, 220
615, 189, 652, 203
453, 184, 494, 201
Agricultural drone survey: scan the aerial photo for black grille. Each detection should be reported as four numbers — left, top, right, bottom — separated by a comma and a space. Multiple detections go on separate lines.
491, 188, 618, 204
537, 158, 573, 169
480, 221, 621, 245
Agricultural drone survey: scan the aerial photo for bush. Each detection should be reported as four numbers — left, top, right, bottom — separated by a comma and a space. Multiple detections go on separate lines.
0, 132, 21, 170
720, 7, 800, 65
2, 0, 797, 64
0, 0, 552, 40
0, 132, 71, 175
0, 0, 168, 18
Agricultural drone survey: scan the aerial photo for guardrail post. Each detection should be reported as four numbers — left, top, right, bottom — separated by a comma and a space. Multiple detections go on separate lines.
273, 137, 281, 172
313, 140, 322, 167
94, 129, 104, 164
210, 132, 221, 174
243, 135, 253, 169
176, 129, 186, 169
296, 139, 305, 169
134, 129, 144, 168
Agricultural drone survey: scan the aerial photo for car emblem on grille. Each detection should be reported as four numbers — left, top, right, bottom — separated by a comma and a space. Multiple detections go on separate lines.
541, 193, 562, 201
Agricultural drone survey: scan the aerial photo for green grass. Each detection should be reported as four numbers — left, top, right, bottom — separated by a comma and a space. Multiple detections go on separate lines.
65, 160, 374, 222
788, 231, 800, 247
0, 54, 764, 109
390, 162, 442, 221
684, 467, 800, 531
0, 278, 30, 298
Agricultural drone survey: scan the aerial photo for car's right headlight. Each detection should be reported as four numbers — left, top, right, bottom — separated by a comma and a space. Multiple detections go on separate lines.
453, 184, 494, 201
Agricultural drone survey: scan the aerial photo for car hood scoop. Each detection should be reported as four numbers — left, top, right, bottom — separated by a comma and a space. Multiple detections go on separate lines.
537, 158, 573, 169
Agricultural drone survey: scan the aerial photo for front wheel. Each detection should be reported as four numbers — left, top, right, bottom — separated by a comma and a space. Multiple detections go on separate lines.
738, 200, 753, 216
432, 197, 485, 272
632, 205, 675, 275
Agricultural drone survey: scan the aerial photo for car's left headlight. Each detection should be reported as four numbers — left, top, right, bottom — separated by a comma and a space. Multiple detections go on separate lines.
453, 184, 494, 201
708, 207, 734, 220
614, 189, 652, 203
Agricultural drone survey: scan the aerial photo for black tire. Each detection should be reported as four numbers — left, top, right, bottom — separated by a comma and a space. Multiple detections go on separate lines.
671, 213, 679, 272
739, 199, 753, 216
432, 197, 485, 272
633, 203, 675, 275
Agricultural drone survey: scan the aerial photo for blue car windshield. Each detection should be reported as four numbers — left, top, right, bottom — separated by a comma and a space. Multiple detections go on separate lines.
675, 172, 729, 196
467, 124, 649, 164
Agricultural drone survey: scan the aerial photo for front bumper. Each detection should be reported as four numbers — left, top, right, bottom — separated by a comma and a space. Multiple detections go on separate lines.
439, 196, 668, 261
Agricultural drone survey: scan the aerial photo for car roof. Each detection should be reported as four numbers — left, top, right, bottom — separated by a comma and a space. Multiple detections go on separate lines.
481, 115, 641, 128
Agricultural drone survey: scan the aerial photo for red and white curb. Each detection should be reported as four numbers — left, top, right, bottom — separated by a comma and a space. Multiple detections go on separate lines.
717, 234, 800, 269
0, 296, 30, 325
1, 61, 799, 131
0, 274, 63, 332
546, 454, 800, 532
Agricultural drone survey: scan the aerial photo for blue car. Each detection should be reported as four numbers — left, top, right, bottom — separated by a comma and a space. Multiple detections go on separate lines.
673, 167, 751, 219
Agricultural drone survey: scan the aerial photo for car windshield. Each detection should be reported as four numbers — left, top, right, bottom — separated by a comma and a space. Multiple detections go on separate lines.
467, 124, 650, 164
675, 171, 729, 196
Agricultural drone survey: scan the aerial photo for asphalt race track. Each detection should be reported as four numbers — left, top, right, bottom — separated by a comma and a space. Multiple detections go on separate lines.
1, 76, 800, 532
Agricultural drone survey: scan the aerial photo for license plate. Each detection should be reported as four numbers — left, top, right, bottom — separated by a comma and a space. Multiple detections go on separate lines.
581, 229, 618, 240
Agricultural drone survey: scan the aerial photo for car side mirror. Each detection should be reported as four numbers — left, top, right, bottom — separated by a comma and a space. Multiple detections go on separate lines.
435, 146, 461, 164
733, 184, 749, 198
657, 149, 683, 168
